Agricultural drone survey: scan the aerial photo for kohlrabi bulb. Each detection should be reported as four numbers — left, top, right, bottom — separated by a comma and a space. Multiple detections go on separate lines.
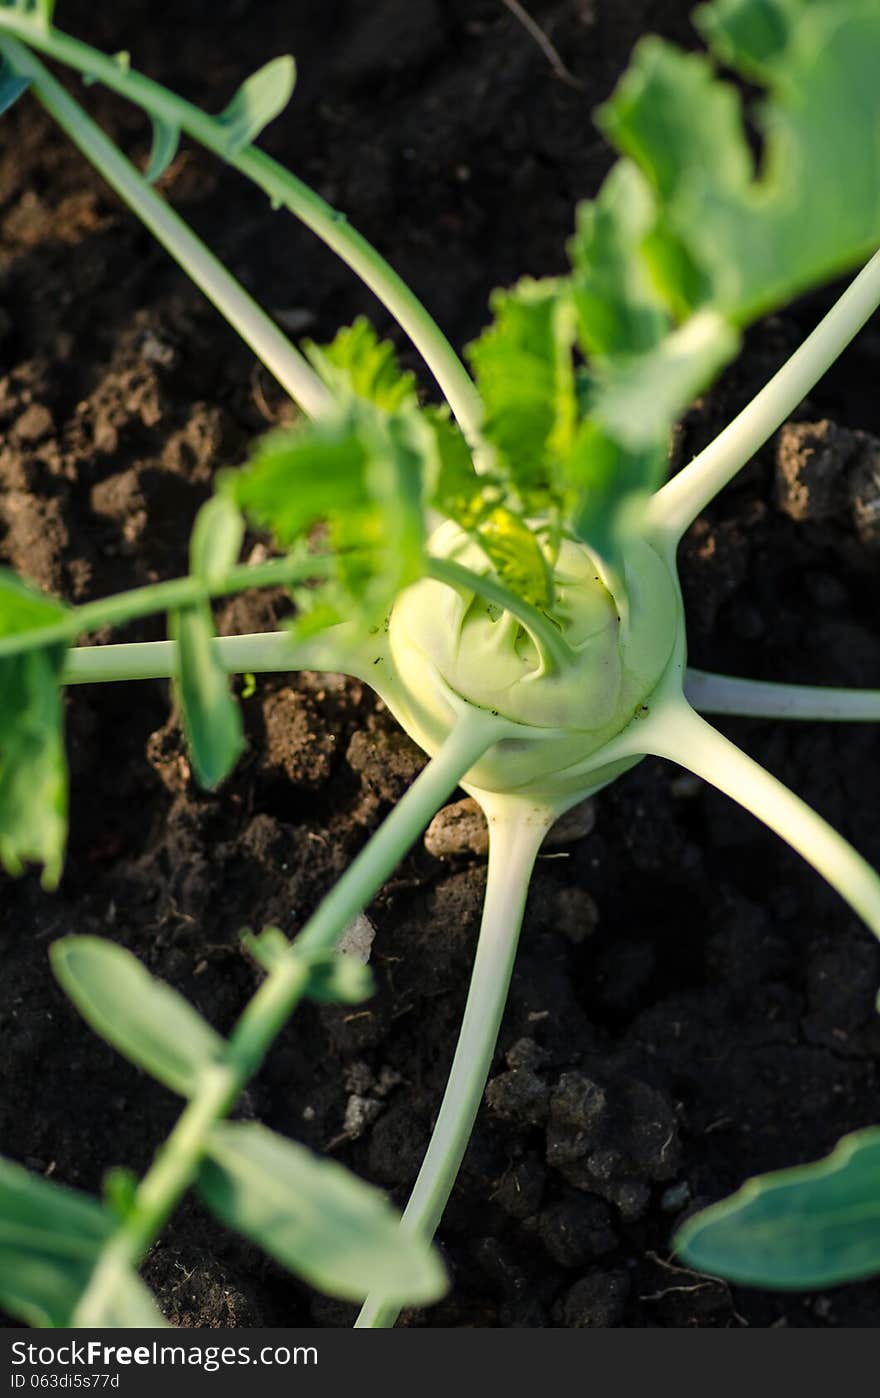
385, 521, 681, 807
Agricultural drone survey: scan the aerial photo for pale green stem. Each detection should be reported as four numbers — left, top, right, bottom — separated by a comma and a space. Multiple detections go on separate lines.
75, 711, 503, 1323
62, 629, 369, 685
0, 20, 484, 446
647, 247, 880, 546
51, 555, 565, 683
685, 669, 880, 722
0, 555, 339, 662
643, 702, 880, 944
355, 797, 552, 1328
1, 38, 329, 416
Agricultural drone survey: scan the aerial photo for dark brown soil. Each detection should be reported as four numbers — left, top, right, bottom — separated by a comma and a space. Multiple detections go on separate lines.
2, 0, 880, 1329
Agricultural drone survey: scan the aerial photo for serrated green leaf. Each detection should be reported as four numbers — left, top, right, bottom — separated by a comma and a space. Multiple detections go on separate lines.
200, 1123, 447, 1304
675, 1127, 880, 1288
217, 55, 296, 155
0, 570, 68, 888
570, 160, 669, 359
599, 5, 880, 320
190, 493, 245, 587
694, 0, 793, 77
467, 278, 578, 507
233, 417, 371, 546
171, 603, 244, 788
144, 116, 180, 183
306, 318, 418, 412
232, 401, 428, 630
51, 936, 227, 1098
0, 1156, 112, 1328
0, 54, 29, 115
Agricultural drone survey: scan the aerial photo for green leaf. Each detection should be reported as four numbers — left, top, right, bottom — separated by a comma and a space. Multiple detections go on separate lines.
569, 159, 669, 358
144, 116, 180, 183
233, 417, 371, 546
599, 5, 880, 320
171, 602, 244, 788
217, 55, 296, 156
0, 55, 29, 115
306, 318, 418, 412
589, 308, 738, 453
694, 0, 795, 78
73, 1269, 169, 1328
675, 1126, 880, 1288
232, 402, 428, 630
0, 1156, 112, 1327
0, 570, 69, 888
467, 278, 578, 506
563, 420, 661, 565
51, 936, 227, 1098
199, 1123, 447, 1304
190, 493, 245, 587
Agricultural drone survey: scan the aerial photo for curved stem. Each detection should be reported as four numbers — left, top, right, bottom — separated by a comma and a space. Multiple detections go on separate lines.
355, 797, 551, 1328
75, 711, 502, 1322
642, 702, 880, 944
685, 669, 880, 722
647, 247, 880, 545
1, 38, 329, 417
0, 20, 485, 446
428, 558, 575, 673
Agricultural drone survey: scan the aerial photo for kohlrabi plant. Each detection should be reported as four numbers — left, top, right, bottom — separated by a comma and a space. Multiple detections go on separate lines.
3, 0, 880, 1326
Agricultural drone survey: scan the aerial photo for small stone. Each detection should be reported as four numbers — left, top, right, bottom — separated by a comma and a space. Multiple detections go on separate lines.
545, 798, 596, 847
424, 797, 488, 858
425, 795, 597, 860
342, 1093, 383, 1139
337, 913, 375, 965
